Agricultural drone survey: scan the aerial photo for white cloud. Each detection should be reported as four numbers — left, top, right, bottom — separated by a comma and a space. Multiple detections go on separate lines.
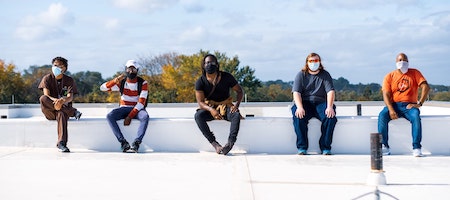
15, 3, 73, 41
105, 18, 120, 30
178, 26, 206, 42
113, 0, 178, 13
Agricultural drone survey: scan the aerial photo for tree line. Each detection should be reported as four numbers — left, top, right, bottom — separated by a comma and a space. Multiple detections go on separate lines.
1, 50, 450, 104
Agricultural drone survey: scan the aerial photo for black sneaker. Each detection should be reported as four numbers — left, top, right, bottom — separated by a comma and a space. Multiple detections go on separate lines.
221, 142, 234, 155
130, 141, 141, 153
74, 110, 82, 120
121, 141, 130, 152
57, 142, 70, 153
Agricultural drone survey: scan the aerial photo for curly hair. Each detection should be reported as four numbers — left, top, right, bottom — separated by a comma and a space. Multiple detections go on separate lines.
52, 56, 68, 72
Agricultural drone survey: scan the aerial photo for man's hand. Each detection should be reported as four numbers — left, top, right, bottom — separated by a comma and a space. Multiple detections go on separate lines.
230, 105, 239, 113
389, 110, 399, 120
406, 103, 421, 109
53, 98, 65, 111
114, 74, 125, 84
325, 107, 336, 118
124, 116, 132, 126
295, 106, 306, 119
210, 108, 223, 120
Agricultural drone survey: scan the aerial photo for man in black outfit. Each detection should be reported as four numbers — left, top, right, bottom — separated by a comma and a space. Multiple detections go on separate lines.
194, 54, 244, 155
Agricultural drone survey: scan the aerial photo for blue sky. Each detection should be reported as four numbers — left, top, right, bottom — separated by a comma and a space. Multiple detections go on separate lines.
1, 0, 450, 85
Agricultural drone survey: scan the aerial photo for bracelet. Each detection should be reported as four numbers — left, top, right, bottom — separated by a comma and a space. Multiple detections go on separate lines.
417, 101, 423, 106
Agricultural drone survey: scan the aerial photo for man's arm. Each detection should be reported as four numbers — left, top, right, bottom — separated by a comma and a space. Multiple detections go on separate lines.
383, 90, 398, 120
43, 87, 73, 111
418, 81, 430, 106
231, 84, 243, 113
293, 91, 305, 119
325, 90, 336, 118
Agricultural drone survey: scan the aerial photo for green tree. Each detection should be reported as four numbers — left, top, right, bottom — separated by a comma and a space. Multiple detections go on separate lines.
71, 71, 106, 102
22, 65, 50, 103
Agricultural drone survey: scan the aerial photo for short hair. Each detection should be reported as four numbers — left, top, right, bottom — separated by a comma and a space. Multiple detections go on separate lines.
397, 53, 408, 61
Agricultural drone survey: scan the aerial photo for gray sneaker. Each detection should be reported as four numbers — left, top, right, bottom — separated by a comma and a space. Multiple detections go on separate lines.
130, 141, 141, 153
121, 141, 130, 152
57, 142, 70, 153
75, 110, 82, 120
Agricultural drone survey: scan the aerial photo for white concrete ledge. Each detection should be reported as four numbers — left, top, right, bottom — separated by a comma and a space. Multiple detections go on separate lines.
1, 113, 450, 155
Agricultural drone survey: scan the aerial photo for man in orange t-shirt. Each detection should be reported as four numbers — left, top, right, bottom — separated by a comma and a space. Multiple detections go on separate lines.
378, 53, 430, 157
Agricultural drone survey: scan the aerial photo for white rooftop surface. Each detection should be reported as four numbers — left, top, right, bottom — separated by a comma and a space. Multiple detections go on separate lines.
0, 147, 449, 200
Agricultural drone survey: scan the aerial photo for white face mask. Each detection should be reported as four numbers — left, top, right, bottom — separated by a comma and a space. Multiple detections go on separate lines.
396, 61, 409, 74
308, 62, 320, 71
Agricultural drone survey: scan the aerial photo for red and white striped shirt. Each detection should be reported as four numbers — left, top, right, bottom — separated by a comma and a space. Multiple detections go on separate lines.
100, 78, 148, 118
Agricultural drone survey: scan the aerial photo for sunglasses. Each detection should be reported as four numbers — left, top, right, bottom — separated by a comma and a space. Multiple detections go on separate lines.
308, 59, 320, 63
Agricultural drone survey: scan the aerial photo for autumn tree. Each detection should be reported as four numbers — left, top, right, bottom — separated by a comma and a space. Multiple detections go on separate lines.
0, 60, 26, 103
161, 52, 204, 102
159, 50, 262, 103
138, 52, 180, 103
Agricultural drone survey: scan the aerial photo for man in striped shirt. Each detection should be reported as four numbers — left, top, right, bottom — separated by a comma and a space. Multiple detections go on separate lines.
100, 60, 149, 153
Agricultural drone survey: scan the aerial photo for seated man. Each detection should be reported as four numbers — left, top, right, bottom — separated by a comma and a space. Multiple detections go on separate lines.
291, 53, 337, 155
378, 53, 430, 157
38, 56, 82, 153
100, 60, 149, 153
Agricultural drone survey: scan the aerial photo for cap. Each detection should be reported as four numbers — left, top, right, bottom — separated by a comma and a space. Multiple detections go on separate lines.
125, 60, 139, 69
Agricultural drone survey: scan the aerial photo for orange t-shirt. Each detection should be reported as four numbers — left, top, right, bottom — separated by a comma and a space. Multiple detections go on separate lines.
382, 68, 426, 103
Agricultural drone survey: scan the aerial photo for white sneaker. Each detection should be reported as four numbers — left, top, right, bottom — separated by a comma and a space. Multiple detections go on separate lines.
413, 149, 423, 157
382, 145, 391, 155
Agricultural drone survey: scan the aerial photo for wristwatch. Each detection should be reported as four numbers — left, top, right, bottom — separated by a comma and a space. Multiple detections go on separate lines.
417, 101, 423, 106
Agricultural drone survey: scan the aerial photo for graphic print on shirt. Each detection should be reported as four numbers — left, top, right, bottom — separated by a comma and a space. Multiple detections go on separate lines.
397, 78, 410, 93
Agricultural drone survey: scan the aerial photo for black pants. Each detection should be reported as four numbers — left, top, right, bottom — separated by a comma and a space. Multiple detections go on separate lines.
194, 107, 240, 144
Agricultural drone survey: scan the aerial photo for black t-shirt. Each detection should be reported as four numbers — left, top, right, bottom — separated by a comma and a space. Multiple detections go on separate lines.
195, 72, 238, 102
292, 70, 334, 103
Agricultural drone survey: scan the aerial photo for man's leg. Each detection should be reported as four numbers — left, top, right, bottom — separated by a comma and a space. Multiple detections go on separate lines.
316, 103, 337, 153
377, 106, 392, 148
39, 95, 56, 120
106, 107, 131, 142
134, 109, 150, 142
222, 108, 241, 155
401, 107, 422, 149
194, 109, 216, 143
291, 104, 310, 152
56, 110, 70, 152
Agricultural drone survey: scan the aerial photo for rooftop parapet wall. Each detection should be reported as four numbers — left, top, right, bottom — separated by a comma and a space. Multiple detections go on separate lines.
1, 102, 450, 155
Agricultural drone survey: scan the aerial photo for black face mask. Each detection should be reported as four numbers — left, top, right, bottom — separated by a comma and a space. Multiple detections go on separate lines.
205, 64, 217, 74
126, 72, 137, 79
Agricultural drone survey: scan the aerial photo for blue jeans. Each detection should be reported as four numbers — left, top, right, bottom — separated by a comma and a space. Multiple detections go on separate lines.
106, 107, 149, 143
194, 107, 240, 144
291, 102, 337, 152
378, 102, 422, 149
